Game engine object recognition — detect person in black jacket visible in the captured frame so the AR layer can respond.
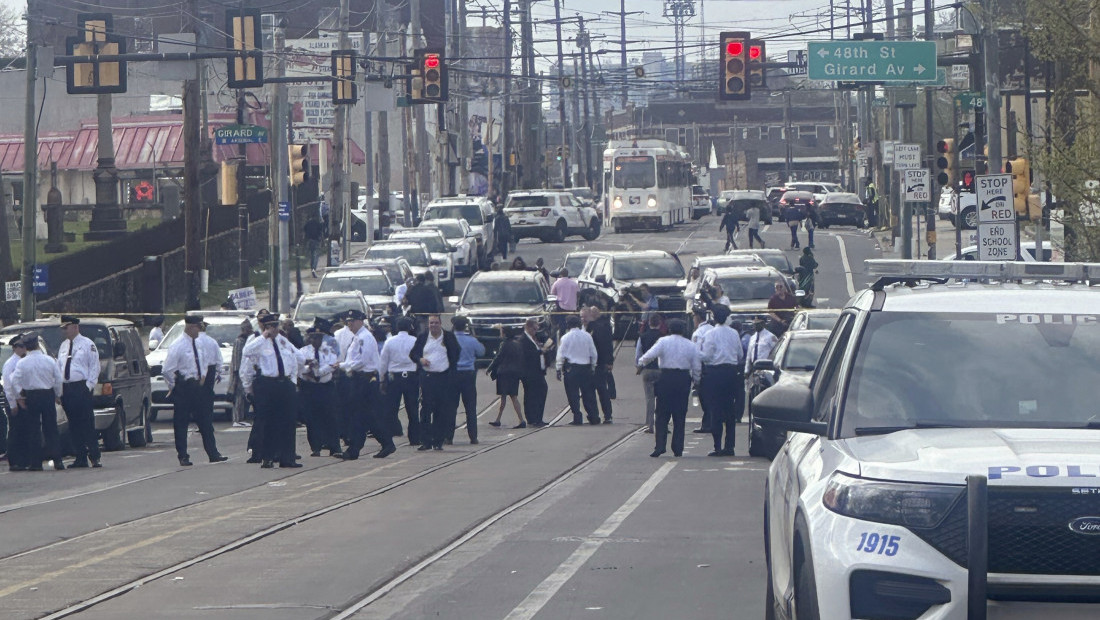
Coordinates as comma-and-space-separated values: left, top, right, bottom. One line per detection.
719, 208, 741, 251
408, 314, 462, 450
486, 326, 526, 428
584, 306, 615, 423
493, 205, 512, 261
517, 317, 554, 427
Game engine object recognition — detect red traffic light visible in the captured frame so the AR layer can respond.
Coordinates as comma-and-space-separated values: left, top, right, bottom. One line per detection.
726, 41, 743, 56
749, 45, 761, 60
424, 54, 440, 69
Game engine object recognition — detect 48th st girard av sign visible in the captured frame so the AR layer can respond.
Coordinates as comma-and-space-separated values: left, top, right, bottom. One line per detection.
807, 41, 938, 83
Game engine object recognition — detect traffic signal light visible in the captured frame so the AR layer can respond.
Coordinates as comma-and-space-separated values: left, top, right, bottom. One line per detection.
1006, 157, 1030, 216
564, 145, 571, 160
556, 146, 563, 161
331, 50, 358, 104
220, 161, 238, 205
414, 48, 448, 102
288, 144, 310, 186
936, 138, 956, 188
748, 40, 766, 89
719, 31, 751, 101
227, 9, 264, 89
66, 13, 127, 95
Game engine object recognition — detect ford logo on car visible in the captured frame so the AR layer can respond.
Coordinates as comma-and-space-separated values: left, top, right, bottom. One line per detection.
1068, 516, 1100, 536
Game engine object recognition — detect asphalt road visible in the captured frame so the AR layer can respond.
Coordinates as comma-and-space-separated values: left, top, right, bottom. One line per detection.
0, 215, 881, 619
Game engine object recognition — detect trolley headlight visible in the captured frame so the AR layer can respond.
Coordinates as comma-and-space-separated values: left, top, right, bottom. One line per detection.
822, 473, 963, 528
647, 195, 657, 208
613, 196, 623, 209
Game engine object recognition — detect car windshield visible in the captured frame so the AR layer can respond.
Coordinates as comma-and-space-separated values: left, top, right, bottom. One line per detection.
393, 234, 446, 253
729, 199, 767, 211
716, 276, 778, 301
564, 255, 590, 276
423, 222, 464, 238
780, 338, 827, 370
295, 297, 365, 323
366, 246, 428, 266
507, 195, 553, 208
319, 273, 393, 296
462, 281, 543, 305
613, 256, 684, 280
159, 322, 246, 349
841, 312, 1100, 437
755, 253, 792, 273
613, 156, 656, 189
426, 204, 483, 225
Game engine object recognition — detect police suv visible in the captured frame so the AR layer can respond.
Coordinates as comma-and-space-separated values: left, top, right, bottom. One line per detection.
756, 260, 1100, 620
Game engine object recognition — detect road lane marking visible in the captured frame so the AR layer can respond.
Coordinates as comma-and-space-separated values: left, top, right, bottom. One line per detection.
503, 462, 676, 620
834, 233, 857, 297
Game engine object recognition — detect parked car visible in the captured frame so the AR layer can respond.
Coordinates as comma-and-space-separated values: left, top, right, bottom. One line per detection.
746, 329, 830, 459
341, 257, 416, 305
504, 190, 602, 243
788, 308, 842, 331
691, 185, 712, 219
387, 229, 457, 294
726, 248, 797, 291
1, 317, 152, 450
555, 251, 596, 280
937, 187, 956, 221
577, 250, 686, 338
449, 270, 555, 359
418, 218, 478, 276
569, 187, 598, 209
147, 311, 253, 422
777, 191, 816, 222
292, 291, 370, 331
785, 181, 842, 204
720, 190, 773, 224
817, 192, 866, 228
689, 265, 790, 332
423, 196, 496, 257
683, 254, 766, 302
765, 186, 788, 209
362, 240, 440, 287
317, 266, 395, 313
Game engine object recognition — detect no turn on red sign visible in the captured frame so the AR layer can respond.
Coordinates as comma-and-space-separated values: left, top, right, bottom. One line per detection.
976, 173, 1018, 261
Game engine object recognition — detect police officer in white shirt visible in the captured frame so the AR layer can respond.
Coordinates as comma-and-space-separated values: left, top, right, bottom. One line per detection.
700, 307, 744, 456
4, 335, 30, 471
555, 315, 600, 425
637, 319, 702, 458
10, 332, 64, 471
332, 311, 357, 446
56, 316, 102, 468
162, 315, 229, 467
340, 309, 395, 460
379, 317, 421, 446
299, 326, 343, 458
690, 307, 715, 434
241, 312, 305, 468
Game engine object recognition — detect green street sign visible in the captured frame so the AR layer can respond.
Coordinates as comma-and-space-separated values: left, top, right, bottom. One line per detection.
955, 92, 986, 111
807, 40, 938, 83
872, 97, 889, 108
214, 124, 268, 145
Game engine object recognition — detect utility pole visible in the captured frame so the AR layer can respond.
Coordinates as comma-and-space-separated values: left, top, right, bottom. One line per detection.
457, 0, 471, 194
982, 0, 1002, 174
377, 1, 393, 231
590, 45, 604, 194
620, 0, 628, 108
924, 0, 936, 259
334, 0, 350, 257
501, 0, 513, 197
577, 19, 594, 191
20, 0, 38, 320
411, 0, 428, 220
571, 55, 584, 187
183, 0, 203, 311
553, 0, 571, 187
363, 15, 375, 243
236, 86, 249, 287
273, 23, 290, 312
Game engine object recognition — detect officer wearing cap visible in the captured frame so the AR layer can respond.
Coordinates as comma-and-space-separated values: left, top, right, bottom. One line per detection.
340, 308, 395, 459
3, 335, 29, 471
162, 315, 229, 466
57, 315, 102, 468
9, 332, 64, 470
299, 325, 343, 458
379, 317, 421, 445
699, 306, 744, 457
241, 312, 305, 468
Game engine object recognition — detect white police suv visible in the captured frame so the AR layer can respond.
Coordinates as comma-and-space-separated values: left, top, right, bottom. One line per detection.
756, 260, 1100, 620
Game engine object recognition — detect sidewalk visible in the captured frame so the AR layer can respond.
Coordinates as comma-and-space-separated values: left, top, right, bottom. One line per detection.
871, 216, 979, 260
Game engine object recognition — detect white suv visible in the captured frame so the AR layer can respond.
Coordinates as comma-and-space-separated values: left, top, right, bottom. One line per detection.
387, 230, 457, 295
504, 190, 601, 243
423, 196, 496, 257
757, 259, 1100, 620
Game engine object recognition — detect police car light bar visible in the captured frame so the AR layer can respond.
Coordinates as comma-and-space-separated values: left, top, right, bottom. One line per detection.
865, 260, 1100, 283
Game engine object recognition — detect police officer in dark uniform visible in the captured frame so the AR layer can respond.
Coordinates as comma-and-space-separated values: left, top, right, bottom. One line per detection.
241, 313, 304, 468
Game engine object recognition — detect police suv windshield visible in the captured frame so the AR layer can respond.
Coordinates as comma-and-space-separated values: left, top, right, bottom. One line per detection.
716, 276, 779, 301
840, 312, 1100, 437
392, 234, 447, 253
424, 222, 465, 238
366, 245, 429, 266
294, 296, 366, 323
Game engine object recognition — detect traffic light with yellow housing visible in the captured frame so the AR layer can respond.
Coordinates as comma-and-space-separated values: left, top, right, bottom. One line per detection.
220, 161, 238, 206
1005, 157, 1031, 216
936, 138, 956, 188
66, 13, 127, 95
288, 144, 310, 186
331, 50, 358, 104
227, 9, 264, 89
719, 31, 751, 101
414, 48, 448, 102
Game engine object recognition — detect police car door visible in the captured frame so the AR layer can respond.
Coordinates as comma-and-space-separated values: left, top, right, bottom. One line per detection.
558, 194, 584, 229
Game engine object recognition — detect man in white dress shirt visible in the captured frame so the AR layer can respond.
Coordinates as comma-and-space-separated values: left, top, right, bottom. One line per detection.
4, 335, 30, 471
241, 312, 305, 468
555, 315, 600, 426
690, 307, 715, 434
9, 332, 64, 471
744, 316, 778, 376
700, 307, 744, 456
637, 319, 701, 458
379, 317, 421, 445
299, 326, 343, 458
409, 314, 461, 451
162, 315, 229, 467
57, 315, 102, 468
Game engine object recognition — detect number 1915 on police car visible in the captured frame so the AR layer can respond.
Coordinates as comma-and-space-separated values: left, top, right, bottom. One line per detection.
856, 533, 900, 556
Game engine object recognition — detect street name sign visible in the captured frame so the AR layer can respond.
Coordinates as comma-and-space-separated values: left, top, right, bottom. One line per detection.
214, 124, 269, 145
807, 40, 938, 83
903, 169, 931, 202
893, 143, 921, 170
955, 92, 985, 112
976, 173, 1018, 260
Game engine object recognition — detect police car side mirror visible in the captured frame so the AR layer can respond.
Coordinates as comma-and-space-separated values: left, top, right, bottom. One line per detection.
752, 383, 826, 436
148, 339, 160, 350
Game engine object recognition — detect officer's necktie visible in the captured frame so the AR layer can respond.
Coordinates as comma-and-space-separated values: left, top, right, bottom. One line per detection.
64, 341, 73, 381
753, 336, 760, 363
272, 338, 286, 377
314, 346, 320, 364
192, 338, 202, 381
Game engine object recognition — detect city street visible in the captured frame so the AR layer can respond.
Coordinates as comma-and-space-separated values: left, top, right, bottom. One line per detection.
0, 218, 882, 619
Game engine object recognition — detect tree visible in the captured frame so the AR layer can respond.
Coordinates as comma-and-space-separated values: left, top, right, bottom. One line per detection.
0, 6, 24, 58
1022, 0, 1100, 261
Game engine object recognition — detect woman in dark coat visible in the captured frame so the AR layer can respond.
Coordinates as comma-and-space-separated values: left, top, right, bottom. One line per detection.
486, 326, 527, 428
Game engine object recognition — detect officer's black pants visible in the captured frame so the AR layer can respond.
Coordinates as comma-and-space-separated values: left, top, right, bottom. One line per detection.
655, 369, 691, 455
522, 372, 548, 426
62, 381, 99, 462
172, 381, 220, 461
23, 389, 60, 467
593, 365, 614, 421
300, 381, 341, 454
345, 373, 390, 458
253, 376, 298, 464
563, 364, 599, 424
703, 365, 742, 452
387, 372, 421, 443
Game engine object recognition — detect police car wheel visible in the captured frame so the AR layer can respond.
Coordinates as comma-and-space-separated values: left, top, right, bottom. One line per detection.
793, 538, 821, 620
103, 407, 126, 452
764, 496, 778, 620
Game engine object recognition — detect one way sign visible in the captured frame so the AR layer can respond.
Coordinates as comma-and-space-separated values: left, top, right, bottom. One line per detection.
903, 169, 930, 202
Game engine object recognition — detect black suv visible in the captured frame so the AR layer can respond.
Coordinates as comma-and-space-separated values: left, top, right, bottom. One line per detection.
450, 270, 555, 358
0, 317, 152, 451
576, 250, 686, 337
